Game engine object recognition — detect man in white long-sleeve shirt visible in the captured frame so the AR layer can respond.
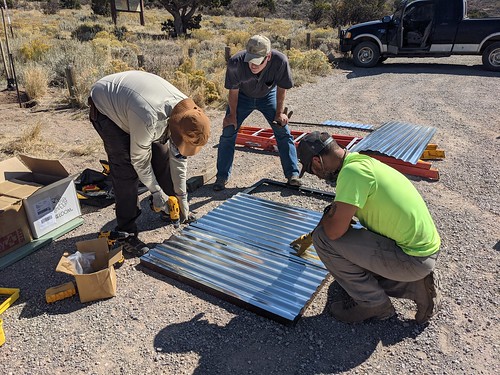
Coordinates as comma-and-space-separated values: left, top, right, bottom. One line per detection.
89, 71, 210, 256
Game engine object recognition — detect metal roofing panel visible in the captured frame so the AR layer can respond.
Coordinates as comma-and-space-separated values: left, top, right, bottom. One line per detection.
141, 193, 329, 325
322, 119, 373, 130
350, 121, 436, 164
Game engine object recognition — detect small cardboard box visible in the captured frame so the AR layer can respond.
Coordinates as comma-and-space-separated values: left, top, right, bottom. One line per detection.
0, 196, 32, 256
56, 238, 122, 303
0, 155, 82, 238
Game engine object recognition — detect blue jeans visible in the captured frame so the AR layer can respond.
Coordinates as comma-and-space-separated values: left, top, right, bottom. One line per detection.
216, 89, 300, 180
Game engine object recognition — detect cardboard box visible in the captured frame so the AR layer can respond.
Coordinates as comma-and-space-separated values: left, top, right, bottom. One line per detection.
56, 238, 122, 303
0, 155, 82, 238
0, 196, 32, 256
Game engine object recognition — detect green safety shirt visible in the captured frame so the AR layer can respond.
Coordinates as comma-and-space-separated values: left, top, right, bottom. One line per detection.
335, 152, 440, 257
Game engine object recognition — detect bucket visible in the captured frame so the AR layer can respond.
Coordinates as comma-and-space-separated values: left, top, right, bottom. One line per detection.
0, 318, 5, 346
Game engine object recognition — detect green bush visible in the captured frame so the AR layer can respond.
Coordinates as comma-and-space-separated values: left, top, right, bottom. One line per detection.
71, 24, 106, 42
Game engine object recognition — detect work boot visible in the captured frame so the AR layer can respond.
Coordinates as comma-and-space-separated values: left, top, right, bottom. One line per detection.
117, 235, 149, 257
287, 176, 302, 187
329, 298, 395, 323
414, 271, 441, 324
213, 178, 227, 191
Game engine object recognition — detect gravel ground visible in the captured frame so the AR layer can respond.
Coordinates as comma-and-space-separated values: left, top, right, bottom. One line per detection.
0, 55, 499, 374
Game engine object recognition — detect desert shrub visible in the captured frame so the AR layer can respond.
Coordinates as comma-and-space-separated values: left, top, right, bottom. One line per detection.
138, 40, 183, 76
41, 0, 60, 15
22, 64, 49, 101
19, 39, 51, 61
40, 38, 111, 93
287, 48, 331, 76
172, 58, 220, 106
225, 30, 251, 47
91, 0, 111, 16
60, 0, 82, 9
190, 28, 215, 42
71, 23, 105, 41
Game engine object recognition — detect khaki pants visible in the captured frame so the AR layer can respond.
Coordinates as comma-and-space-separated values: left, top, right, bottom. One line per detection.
312, 225, 438, 305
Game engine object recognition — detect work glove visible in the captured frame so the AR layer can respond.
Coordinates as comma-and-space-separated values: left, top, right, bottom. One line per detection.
183, 213, 197, 224
151, 190, 169, 213
289, 232, 313, 257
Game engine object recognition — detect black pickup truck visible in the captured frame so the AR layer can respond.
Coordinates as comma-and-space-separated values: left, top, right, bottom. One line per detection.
339, 0, 500, 71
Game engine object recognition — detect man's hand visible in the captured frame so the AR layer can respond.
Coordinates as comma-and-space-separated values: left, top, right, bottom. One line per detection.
290, 232, 313, 257
273, 106, 293, 127
151, 191, 169, 212
222, 113, 237, 129
183, 213, 197, 224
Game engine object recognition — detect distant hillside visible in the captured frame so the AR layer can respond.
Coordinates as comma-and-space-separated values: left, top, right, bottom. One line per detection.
468, 0, 500, 17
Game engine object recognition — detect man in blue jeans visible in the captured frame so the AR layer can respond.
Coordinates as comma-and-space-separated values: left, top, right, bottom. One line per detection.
213, 35, 301, 191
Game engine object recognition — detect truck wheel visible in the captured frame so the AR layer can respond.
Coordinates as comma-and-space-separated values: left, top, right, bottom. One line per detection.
482, 42, 500, 72
352, 41, 380, 68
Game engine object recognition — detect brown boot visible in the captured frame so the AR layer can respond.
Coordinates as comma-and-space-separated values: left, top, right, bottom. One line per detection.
329, 298, 395, 323
414, 271, 441, 324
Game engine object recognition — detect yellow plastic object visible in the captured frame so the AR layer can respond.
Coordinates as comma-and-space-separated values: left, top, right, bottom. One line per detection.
45, 282, 77, 303
0, 318, 5, 346
167, 196, 180, 223
421, 144, 445, 160
0, 288, 20, 315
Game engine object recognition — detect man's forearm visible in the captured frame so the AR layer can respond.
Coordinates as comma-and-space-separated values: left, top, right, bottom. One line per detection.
276, 87, 286, 115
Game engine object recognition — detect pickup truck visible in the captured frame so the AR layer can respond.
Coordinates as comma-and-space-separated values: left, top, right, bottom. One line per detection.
338, 0, 500, 71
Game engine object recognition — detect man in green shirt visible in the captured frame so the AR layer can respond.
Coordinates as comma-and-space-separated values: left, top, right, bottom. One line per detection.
292, 131, 441, 324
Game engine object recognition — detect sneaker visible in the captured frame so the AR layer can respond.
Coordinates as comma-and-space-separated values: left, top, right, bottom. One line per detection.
329, 298, 395, 323
287, 176, 302, 187
213, 178, 227, 191
414, 271, 441, 324
118, 235, 149, 257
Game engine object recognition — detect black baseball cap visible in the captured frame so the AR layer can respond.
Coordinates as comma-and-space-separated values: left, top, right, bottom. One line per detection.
297, 131, 334, 177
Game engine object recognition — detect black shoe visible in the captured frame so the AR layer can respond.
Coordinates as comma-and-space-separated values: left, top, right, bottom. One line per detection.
287, 176, 302, 187
117, 235, 149, 257
213, 178, 227, 191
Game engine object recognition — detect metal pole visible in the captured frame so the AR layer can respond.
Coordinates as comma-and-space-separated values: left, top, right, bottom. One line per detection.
8, 52, 21, 107
2, 0, 13, 38
1, 7, 14, 90
288, 121, 374, 132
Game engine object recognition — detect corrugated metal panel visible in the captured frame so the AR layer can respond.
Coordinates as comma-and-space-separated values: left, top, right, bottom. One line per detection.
322, 119, 373, 130
140, 193, 329, 325
350, 121, 436, 164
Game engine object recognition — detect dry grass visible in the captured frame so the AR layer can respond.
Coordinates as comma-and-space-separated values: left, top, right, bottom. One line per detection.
0, 122, 55, 157
22, 64, 49, 101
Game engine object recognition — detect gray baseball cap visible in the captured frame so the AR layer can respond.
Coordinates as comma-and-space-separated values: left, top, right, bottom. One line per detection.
244, 35, 271, 65
297, 131, 334, 177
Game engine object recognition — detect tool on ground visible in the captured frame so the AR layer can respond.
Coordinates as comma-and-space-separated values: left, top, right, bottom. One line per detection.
290, 232, 314, 257
98, 230, 130, 267
45, 281, 77, 303
99, 159, 110, 175
0, 287, 19, 314
149, 195, 180, 228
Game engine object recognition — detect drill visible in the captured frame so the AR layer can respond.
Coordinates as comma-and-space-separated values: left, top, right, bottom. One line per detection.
149, 195, 180, 228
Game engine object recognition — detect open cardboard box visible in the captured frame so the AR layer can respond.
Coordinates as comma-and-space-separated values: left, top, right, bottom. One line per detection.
56, 238, 122, 303
0, 195, 32, 256
0, 155, 82, 239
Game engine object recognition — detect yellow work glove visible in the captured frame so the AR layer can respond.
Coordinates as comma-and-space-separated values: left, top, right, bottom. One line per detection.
289, 232, 313, 257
